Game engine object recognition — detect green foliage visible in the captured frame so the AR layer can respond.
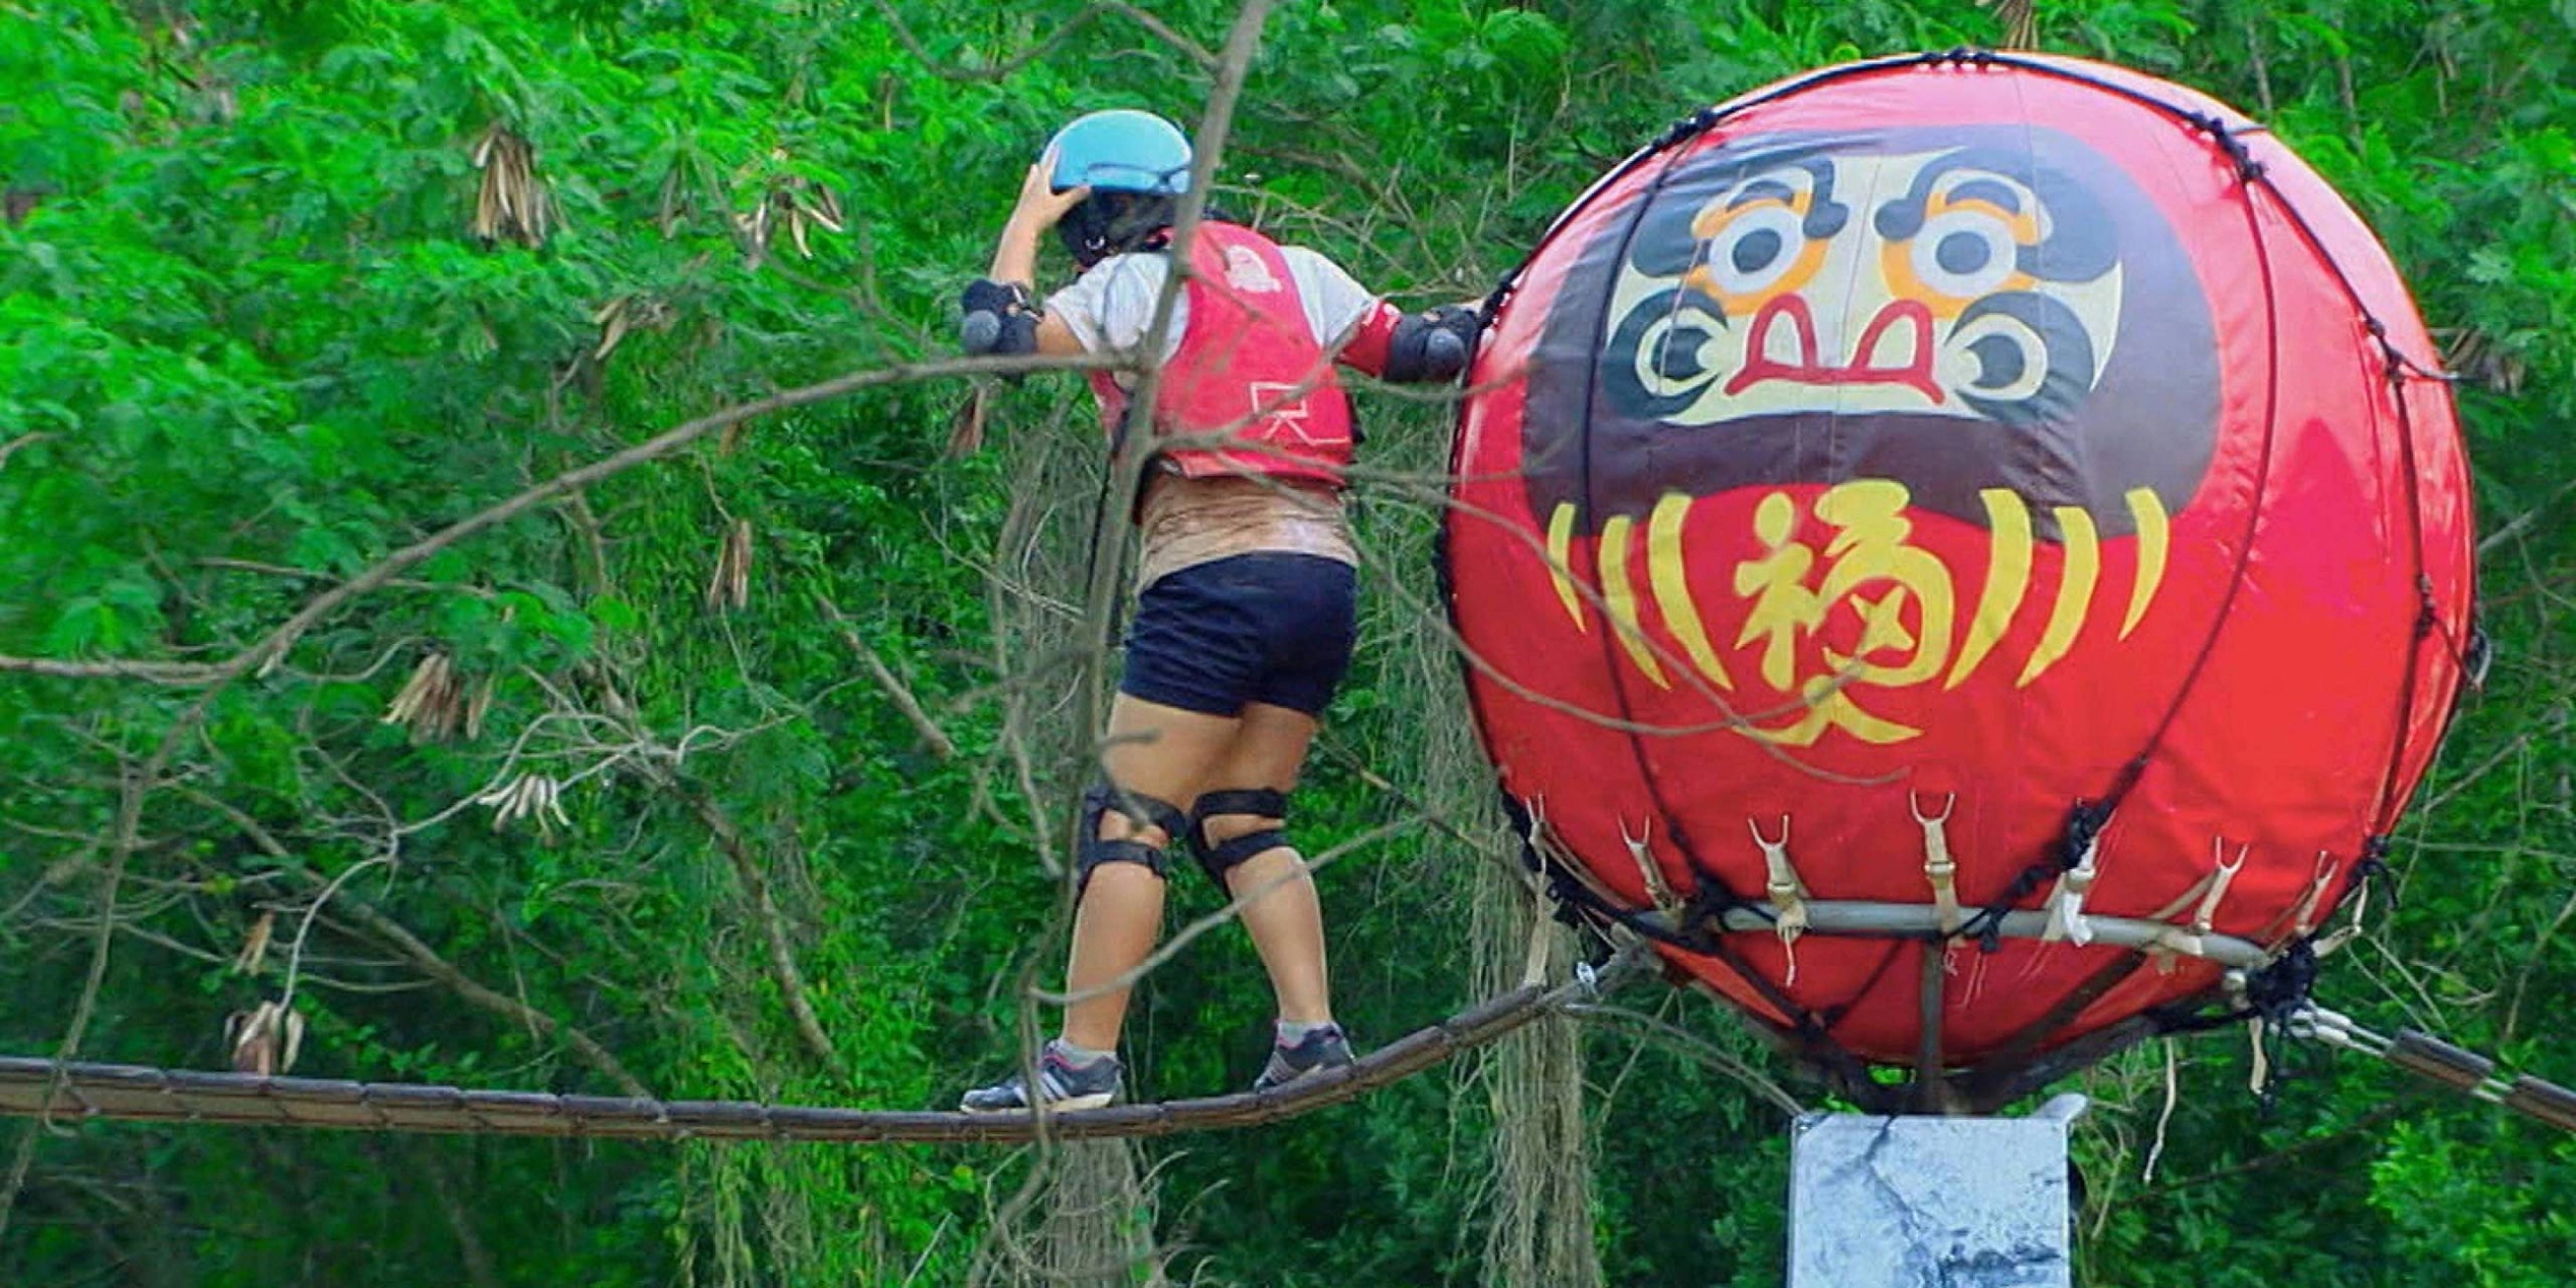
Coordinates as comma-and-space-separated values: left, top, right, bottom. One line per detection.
3, 0, 2573, 1284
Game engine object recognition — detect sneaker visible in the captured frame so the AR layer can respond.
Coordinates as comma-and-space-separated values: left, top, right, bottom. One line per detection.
958, 1041, 1122, 1113
1252, 1023, 1356, 1092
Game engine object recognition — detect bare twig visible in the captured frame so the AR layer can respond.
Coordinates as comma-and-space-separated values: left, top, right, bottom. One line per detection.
684, 788, 843, 1074
1030, 816, 1412, 1007
172, 788, 652, 1094
323, 894, 651, 1097
241, 352, 1121, 683
0, 749, 156, 1242
1072, 0, 1274, 766
1558, 1003, 1806, 1118
0, 432, 53, 470
0, 655, 227, 684
279, 854, 397, 1015
196, 556, 496, 600
2478, 475, 2576, 557
868, 0, 1217, 78
817, 594, 958, 760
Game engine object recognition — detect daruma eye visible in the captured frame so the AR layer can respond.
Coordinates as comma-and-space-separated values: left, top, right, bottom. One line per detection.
1910, 205, 2020, 299
1936, 230, 1989, 274
1705, 204, 1809, 296
1732, 227, 1784, 274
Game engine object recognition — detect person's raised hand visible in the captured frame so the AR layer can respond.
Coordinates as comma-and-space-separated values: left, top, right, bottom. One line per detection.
1010, 146, 1091, 232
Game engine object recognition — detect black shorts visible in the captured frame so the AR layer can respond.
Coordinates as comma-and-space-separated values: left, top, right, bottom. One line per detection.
1121, 553, 1359, 718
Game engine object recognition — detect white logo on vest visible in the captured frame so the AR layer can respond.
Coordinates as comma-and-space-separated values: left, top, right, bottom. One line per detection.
1246, 382, 1318, 443
1222, 245, 1284, 294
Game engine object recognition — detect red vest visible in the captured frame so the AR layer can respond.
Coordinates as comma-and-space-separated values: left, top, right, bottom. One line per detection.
1084, 222, 1356, 491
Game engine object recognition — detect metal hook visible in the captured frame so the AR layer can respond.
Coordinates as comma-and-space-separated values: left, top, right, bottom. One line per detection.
1748, 814, 1790, 848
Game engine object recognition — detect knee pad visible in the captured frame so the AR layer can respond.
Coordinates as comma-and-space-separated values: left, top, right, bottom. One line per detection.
1187, 787, 1293, 889
1076, 783, 1189, 894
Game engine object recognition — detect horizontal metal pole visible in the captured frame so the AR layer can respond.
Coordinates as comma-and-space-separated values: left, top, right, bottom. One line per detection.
1695, 900, 2273, 968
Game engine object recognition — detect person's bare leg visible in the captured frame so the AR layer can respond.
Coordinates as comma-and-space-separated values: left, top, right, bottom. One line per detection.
1059, 692, 1237, 1053
1061, 859, 1168, 1052
1201, 702, 1332, 1026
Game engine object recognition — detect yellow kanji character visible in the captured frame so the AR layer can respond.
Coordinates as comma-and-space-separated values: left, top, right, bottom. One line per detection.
1732, 493, 1825, 691
1754, 674, 1923, 747
1728, 480, 1959, 747
1814, 479, 1955, 687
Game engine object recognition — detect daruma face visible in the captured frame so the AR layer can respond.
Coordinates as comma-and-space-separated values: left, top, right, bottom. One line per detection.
1620, 145, 2126, 429
1447, 57, 2474, 1072
1522, 127, 2219, 543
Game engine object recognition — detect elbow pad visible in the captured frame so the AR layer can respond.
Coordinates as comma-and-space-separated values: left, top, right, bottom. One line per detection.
959, 279, 1040, 357
1381, 304, 1483, 384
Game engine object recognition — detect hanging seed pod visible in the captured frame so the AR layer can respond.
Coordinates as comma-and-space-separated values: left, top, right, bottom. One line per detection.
786, 181, 845, 260
704, 519, 754, 612
731, 196, 775, 269
589, 294, 675, 366
592, 295, 632, 362
732, 168, 845, 269
703, 533, 730, 611
806, 185, 845, 233
463, 675, 497, 741
947, 386, 991, 456
729, 518, 752, 609
2437, 327, 2527, 394
473, 771, 569, 834
383, 652, 468, 743
231, 910, 275, 976
469, 122, 553, 247
224, 1000, 305, 1076
1978, 0, 2036, 46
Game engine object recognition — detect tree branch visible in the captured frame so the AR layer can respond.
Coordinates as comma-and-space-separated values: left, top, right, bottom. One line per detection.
7, 353, 1122, 692
0, 432, 52, 471
682, 787, 844, 1074
240, 352, 1120, 682
868, 0, 1216, 79
324, 894, 652, 1098
0, 656, 227, 684
2478, 474, 2576, 557
1073, 0, 1275, 757
817, 594, 957, 760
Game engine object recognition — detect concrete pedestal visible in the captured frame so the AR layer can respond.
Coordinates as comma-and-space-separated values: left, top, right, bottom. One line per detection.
1787, 1094, 2085, 1288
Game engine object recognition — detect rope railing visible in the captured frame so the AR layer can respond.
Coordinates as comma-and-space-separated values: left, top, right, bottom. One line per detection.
0, 972, 1609, 1146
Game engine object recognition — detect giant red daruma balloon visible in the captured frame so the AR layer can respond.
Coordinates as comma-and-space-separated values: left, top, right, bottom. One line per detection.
1446, 52, 2476, 1085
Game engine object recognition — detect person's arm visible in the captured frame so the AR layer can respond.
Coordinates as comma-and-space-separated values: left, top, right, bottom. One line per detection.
1284, 247, 1481, 383
1333, 298, 1483, 383
963, 152, 1089, 359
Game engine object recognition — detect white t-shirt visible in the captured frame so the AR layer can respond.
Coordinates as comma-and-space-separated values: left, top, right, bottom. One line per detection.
1043, 242, 1382, 385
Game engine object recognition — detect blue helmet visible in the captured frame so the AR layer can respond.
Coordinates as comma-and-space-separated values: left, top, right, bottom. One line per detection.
1044, 110, 1192, 197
